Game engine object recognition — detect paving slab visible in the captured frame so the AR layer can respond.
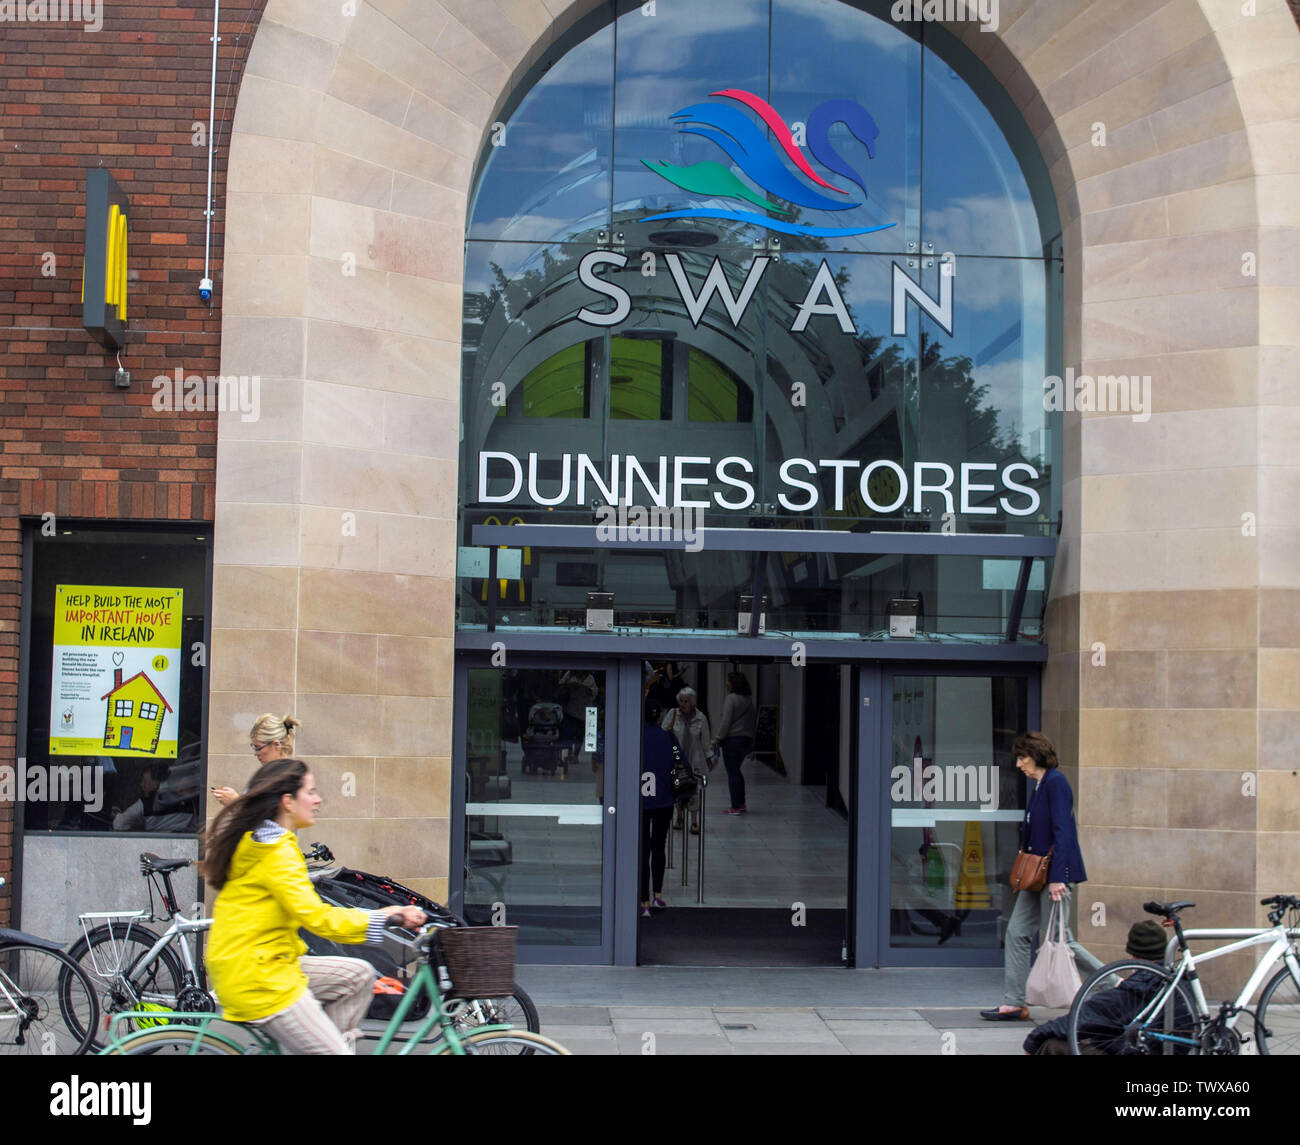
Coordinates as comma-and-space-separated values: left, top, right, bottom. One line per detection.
611, 1018, 724, 1036
535, 1005, 612, 1025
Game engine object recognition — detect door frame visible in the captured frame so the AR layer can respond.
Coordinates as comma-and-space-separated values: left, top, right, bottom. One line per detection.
450, 652, 625, 965
856, 662, 1041, 968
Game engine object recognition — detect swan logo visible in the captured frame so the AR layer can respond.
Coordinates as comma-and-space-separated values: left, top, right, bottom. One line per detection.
640, 89, 895, 239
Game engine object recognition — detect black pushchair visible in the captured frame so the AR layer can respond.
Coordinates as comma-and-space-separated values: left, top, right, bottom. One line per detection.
520, 701, 567, 775
300, 843, 539, 1036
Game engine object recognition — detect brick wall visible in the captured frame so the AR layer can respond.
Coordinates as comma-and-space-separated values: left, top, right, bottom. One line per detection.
0, 0, 267, 926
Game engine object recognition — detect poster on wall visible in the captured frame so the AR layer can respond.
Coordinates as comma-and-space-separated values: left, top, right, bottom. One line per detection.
49, 584, 183, 758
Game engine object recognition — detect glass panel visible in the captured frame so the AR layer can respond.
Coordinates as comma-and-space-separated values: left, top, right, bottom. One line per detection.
521, 342, 589, 418
464, 667, 607, 946
921, 41, 1043, 258
601, 229, 768, 499
771, 0, 922, 255
915, 257, 1052, 528
888, 674, 1028, 949
610, 336, 669, 420
467, 23, 614, 244
687, 347, 749, 422
462, 241, 604, 513
763, 250, 912, 528
612, 0, 769, 232
456, 545, 1049, 638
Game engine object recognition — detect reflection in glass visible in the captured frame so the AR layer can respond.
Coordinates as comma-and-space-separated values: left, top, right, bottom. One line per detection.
888, 675, 1027, 949
464, 668, 606, 946
771, 0, 922, 255
468, 23, 614, 244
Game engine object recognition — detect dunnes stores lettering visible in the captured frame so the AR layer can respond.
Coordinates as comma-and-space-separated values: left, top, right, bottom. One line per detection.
478, 452, 1042, 517
574, 251, 953, 337
478, 247, 1032, 516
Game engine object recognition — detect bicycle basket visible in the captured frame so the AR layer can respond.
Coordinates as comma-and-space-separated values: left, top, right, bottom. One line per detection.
436, 926, 517, 999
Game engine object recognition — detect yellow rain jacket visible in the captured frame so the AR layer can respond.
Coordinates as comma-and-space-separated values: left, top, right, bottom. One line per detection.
206, 830, 370, 1022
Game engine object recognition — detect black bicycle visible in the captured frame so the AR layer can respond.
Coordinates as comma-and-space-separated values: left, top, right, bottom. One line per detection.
0, 877, 100, 1055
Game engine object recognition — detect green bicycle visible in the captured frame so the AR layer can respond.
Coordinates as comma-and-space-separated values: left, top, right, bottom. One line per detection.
99, 923, 568, 1056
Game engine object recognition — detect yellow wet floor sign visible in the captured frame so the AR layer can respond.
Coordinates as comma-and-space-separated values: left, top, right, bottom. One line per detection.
955, 820, 991, 909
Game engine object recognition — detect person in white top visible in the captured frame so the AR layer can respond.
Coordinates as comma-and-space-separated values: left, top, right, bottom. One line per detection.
661, 687, 710, 834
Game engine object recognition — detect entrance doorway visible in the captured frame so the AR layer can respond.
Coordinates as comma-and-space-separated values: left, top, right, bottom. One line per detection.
457, 660, 618, 963
635, 660, 851, 967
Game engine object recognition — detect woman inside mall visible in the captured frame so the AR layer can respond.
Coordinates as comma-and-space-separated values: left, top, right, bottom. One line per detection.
711, 671, 756, 815
640, 699, 680, 917
661, 686, 710, 834
201, 757, 426, 1053
980, 731, 1103, 1021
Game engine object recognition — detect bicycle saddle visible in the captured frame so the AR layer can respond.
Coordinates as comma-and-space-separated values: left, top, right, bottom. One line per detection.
140, 852, 191, 873
1143, 900, 1195, 918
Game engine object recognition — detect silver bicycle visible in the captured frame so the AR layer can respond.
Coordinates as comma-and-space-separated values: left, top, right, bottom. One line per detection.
61, 853, 214, 1050
1067, 895, 1300, 1055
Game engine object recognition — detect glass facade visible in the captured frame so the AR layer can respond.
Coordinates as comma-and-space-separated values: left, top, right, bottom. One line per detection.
455, 0, 1060, 967
460, 0, 1060, 643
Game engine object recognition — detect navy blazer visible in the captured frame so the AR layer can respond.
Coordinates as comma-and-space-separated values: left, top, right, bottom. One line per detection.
1020, 768, 1087, 885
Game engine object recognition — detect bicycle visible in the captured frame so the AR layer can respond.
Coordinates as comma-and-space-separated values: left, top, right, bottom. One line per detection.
62, 852, 215, 1050
1067, 895, 1300, 1055
0, 876, 100, 1055
302, 842, 541, 1044
100, 921, 569, 1056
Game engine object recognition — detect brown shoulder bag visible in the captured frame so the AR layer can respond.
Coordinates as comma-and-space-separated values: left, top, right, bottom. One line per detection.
1009, 847, 1053, 893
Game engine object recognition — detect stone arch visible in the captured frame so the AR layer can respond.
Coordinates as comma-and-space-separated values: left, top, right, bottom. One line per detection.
213, 0, 1300, 924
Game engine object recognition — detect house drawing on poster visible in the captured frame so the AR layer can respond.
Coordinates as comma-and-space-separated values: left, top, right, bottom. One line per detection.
100, 667, 172, 753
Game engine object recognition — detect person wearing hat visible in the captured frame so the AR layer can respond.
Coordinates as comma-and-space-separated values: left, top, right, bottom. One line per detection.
1022, 920, 1185, 1055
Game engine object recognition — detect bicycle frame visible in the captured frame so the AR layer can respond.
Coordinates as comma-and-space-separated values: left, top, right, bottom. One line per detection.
371, 957, 511, 1056
101, 938, 511, 1056
1130, 925, 1300, 1048
79, 907, 212, 996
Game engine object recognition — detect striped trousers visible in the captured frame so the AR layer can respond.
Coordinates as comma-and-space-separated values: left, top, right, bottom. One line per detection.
250, 956, 376, 1055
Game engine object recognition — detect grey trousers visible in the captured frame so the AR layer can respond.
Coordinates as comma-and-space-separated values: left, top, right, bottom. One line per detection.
1002, 885, 1104, 1006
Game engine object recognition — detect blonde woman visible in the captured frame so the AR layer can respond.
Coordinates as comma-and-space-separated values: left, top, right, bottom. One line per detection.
211, 713, 302, 808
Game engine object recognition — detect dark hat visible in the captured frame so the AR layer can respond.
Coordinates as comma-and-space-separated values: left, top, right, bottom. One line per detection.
1126, 920, 1167, 961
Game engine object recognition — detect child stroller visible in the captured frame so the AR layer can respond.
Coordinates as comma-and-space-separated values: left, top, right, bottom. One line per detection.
520, 701, 567, 776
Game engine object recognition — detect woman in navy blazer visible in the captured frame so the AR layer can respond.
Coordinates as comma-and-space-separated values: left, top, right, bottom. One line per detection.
980, 732, 1103, 1021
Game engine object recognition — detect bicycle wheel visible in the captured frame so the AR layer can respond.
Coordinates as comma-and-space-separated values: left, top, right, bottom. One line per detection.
0, 943, 98, 1056
438, 1028, 570, 1056
65, 922, 186, 1049
102, 1026, 243, 1056
1255, 965, 1300, 1055
1067, 959, 1202, 1056
456, 988, 540, 1034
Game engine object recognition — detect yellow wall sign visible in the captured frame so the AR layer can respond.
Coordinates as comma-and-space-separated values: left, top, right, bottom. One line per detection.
50, 585, 183, 758
81, 169, 129, 351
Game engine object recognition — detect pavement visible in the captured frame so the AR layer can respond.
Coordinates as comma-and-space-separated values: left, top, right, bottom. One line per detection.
516, 965, 1060, 1054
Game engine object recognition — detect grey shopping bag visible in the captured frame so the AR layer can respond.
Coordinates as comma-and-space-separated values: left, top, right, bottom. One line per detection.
1025, 900, 1083, 1008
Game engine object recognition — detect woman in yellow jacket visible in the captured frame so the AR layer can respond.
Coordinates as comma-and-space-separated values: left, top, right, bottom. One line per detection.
201, 758, 425, 1054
